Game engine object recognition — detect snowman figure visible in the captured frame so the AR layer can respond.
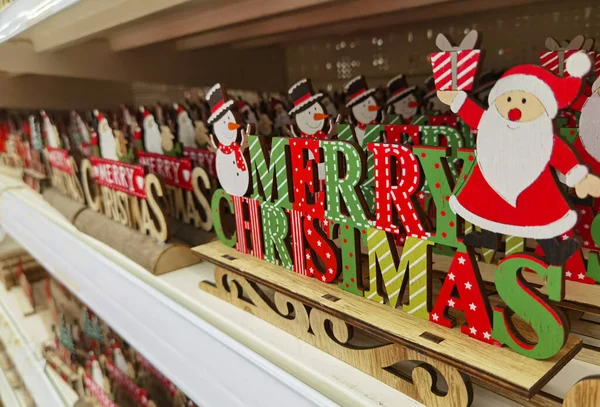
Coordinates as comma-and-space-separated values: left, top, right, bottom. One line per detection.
94, 110, 118, 161
41, 111, 61, 148
343, 76, 382, 146
423, 76, 448, 113
175, 103, 196, 148
386, 74, 419, 123
207, 83, 249, 197
140, 107, 163, 154
287, 78, 331, 139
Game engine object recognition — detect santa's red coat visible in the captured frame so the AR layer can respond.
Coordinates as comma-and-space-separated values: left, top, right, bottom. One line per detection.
450, 94, 587, 239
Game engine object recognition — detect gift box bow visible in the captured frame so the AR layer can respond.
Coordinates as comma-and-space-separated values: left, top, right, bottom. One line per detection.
430, 30, 482, 91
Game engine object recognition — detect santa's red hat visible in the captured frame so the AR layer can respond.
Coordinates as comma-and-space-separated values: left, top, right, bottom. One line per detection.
174, 103, 185, 115
488, 51, 591, 118
93, 109, 106, 123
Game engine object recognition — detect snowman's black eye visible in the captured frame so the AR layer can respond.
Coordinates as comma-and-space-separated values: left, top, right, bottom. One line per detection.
522, 98, 527, 104
507, 97, 512, 102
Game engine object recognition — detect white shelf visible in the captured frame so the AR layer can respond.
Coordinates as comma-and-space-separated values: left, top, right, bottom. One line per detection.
0, 175, 599, 407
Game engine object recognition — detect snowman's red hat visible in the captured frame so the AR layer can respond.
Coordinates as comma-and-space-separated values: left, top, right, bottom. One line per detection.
288, 78, 323, 115
207, 83, 235, 124
344, 75, 377, 108
488, 51, 591, 118
386, 74, 416, 105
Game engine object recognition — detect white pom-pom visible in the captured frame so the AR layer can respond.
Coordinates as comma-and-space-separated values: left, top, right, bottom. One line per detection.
566, 51, 592, 78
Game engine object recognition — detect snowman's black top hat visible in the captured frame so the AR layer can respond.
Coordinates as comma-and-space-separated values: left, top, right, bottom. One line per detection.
386, 74, 416, 105
288, 78, 323, 116
207, 83, 235, 124
423, 75, 437, 100
344, 75, 377, 108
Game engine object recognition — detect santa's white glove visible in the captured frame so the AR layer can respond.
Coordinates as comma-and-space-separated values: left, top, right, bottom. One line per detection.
576, 174, 600, 199
436, 90, 459, 106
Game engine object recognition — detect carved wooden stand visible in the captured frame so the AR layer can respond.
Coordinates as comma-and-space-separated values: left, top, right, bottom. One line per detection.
196, 242, 584, 407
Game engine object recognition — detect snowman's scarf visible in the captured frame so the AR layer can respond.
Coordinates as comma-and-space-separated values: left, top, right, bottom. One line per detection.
356, 120, 379, 131
300, 130, 327, 139
219, 142, 247, 171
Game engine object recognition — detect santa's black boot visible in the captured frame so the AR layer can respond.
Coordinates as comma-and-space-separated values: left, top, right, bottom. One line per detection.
463, 229, 500, 250
538, 238, 580, 266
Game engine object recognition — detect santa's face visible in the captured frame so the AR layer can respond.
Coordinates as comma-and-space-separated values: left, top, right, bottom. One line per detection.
579, 91, 600, 161
295, 103, 327, 135
144, 115, 159, 132
213, 111, 239, 146
477, 103, 553, 206
492, 90, 545, 124
99, 120, 112, 140
392, 93, 419, 119
178, 111, 191, 126
352, 96, 379, 124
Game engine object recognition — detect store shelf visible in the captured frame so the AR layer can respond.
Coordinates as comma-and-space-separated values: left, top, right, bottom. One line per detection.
0, 278, 65, 407
1, 175, 599, 407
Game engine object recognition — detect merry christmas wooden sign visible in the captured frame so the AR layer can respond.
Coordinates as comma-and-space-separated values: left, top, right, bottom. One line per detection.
206, 48, 600, 363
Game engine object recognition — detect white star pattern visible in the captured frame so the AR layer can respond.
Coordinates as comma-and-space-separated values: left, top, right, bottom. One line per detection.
578, 273, 586, 280
483, 331, 491, 340
448, 299, 455, 307
470, 326, 477, 335
309, 267, 314, 274
306, 253, 311, 260
585, 224, 590, 229
321, 276, 326, 282
418, 193, 425, 199
323, 219, 329, 225
317, 241, 322, 247
448, 272, 455, 281
464, 281, 472, 290
584, 241, 590, 246
328, 268, 334, 274
432, 313, 439, 321
326, 253, 331, 258
458, 256, 466, 265
307, 215, 312, 221
561, 234, 569, 241
469, 303, 477, 311
307, 230, 312, 235
566, 271, 572, 277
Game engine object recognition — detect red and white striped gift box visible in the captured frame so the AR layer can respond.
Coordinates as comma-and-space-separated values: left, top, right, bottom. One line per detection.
594, 53, 600, 77
430, 50, 481, 91
540, 50, 595, 77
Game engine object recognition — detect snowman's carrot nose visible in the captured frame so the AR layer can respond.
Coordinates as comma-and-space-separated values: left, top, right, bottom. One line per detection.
228, 122, 240, 130
368, 105, 380, 112
313, 113, 329, 120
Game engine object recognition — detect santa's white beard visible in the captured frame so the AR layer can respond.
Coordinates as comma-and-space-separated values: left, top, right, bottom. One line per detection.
99, 129, 118, 160
579, 92, 600, 161
477, 106, 553, 207
144, 125, 163, 154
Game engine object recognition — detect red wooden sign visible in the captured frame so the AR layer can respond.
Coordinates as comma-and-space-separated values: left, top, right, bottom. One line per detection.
137, 151, 193, 191
84, 372, 117, 407
106, 360, 148, 406
90, 156, 146, 199
183, 146, 217, 179
46, 146, 72, 174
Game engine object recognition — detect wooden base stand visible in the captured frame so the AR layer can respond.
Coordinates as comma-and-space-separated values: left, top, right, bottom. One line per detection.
42, 187, 201, 275
196, 242, 583, 407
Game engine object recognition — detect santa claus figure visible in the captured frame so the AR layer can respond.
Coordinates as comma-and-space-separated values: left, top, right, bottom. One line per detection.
175, 103, 196, 148
574, 77, 600, 175
287, 78, 331, 139
344, 75, 382, 146
273, 99, 291, 136
89, 354, 105, 389
94, 110, 118, 161
207, 83, 249, 197
386, 74, 419, 122
140, 107, 163, 154
41, 111, 61, 149
438, 52, 600, 265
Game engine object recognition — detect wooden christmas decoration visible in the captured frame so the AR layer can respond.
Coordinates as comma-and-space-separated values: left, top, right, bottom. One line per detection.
41, 110, 62, 149
343, 75, 383, 146
207, 83, 250, 197
386, 74, 420, 123
248, 135, 291, 209
93, 110, 119, 161
431, 30, 482, 91
541, 35, 592, 77
437, 51, 600, 265
287, 78, 333, 140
